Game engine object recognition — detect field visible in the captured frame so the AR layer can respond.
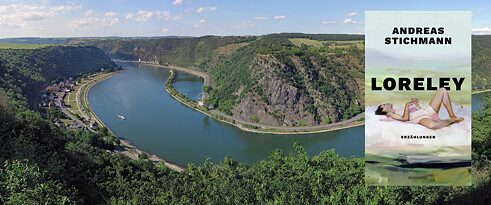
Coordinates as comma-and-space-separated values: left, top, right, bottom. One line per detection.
0, 43, 53, 49
289, 38, 325, 47
289, 38, 364, 49
327, 40, 364, 49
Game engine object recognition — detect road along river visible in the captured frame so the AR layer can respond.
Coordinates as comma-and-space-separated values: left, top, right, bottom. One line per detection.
88, 61, 487, 166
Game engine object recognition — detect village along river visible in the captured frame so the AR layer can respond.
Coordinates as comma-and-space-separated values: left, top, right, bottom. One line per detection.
88, 62, 487, 166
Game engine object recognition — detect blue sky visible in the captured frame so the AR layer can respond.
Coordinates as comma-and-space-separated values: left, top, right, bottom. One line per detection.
0, 0, 490, 37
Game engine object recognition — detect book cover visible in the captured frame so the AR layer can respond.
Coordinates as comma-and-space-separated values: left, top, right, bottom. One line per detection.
365, 11, 472, 186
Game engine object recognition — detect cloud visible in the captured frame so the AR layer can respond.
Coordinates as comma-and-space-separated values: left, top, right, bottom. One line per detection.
321, 20, 337, 25
69, 12, 120, 29
343, 18, 358, 24
52, 4, 80, 13
171, 8, 195, 21
194, 19, 206, 28
172, 0, 184, 6
173, 13, 183, 21
346, 12, 358, 17
0, 3, 80, 22
273, 15, 286, 20
69, 17, 120, 29
21, 12, 55, 21
162, 28, 170, 33
84, 10, 95, 16
126, 10, 171, 22
104, 12, 118, 18
0, 22, 24, 29
196, 6, 216, 13
472, 27, 491, 34
254, 16, 268, 20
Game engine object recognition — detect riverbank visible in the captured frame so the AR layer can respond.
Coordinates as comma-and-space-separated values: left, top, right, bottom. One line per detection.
113, 61, 366, 134
69, 70, 185, 172
78, 72, 117, 126
117, 60, 365, 134
62, 71, 117, 131
165, 69, 364, 135
473, 89, 491, 94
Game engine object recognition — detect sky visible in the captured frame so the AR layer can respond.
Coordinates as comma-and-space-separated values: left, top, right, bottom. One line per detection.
1, 0, 491, 38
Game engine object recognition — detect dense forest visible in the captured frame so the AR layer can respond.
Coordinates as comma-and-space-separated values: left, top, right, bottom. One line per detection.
0, 45, 490, 204
472, 35, 491, 90
0, 46, 118, 107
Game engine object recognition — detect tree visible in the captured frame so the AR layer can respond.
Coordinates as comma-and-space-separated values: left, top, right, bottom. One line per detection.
0, 160, 73, 204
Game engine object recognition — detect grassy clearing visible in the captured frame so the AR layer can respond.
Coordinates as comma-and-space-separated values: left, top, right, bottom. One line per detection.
326, 40, 364, 49
215, 42, 251, 56
289, 38, 364, 49
60, 118, 75, 126
289, 38, 324, 47
0, 43, 53, 49
64, 90, 82, 116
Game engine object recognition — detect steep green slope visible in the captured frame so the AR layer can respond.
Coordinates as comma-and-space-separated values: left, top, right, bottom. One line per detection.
84, 36, 256, 71
208, 36, 364, 126
472, 35, 491, 91
0, 46, 118, 107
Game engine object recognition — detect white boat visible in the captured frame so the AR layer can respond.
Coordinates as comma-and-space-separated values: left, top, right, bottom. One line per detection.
117, 115, 126, 120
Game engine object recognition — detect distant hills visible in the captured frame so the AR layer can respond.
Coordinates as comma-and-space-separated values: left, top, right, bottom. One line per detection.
0, 37, 67, 45
0, 36, 194, 45
4, 33, 488, 126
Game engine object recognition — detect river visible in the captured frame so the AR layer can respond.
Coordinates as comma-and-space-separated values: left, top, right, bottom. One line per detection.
88, 62, 487, 166
472, 90, 488, 112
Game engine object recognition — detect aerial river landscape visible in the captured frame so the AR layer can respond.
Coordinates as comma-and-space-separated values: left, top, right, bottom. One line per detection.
89, 61, 487, 166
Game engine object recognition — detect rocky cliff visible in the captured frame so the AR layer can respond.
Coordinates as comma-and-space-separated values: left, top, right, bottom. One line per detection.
208, 36, 364, 126
227, 52, 364, 126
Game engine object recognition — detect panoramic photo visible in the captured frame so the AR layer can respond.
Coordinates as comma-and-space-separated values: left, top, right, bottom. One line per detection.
0, 0, 490, 204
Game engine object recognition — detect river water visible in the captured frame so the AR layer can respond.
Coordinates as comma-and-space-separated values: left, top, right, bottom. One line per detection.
88, 62, 487, 166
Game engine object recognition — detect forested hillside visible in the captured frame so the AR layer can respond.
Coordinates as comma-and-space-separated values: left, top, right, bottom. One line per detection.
472, 35, 491, 90
207, 36, 364, 126
83, 36, 256, 71
0, 46, 118, 107
86, 34, 365, 126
